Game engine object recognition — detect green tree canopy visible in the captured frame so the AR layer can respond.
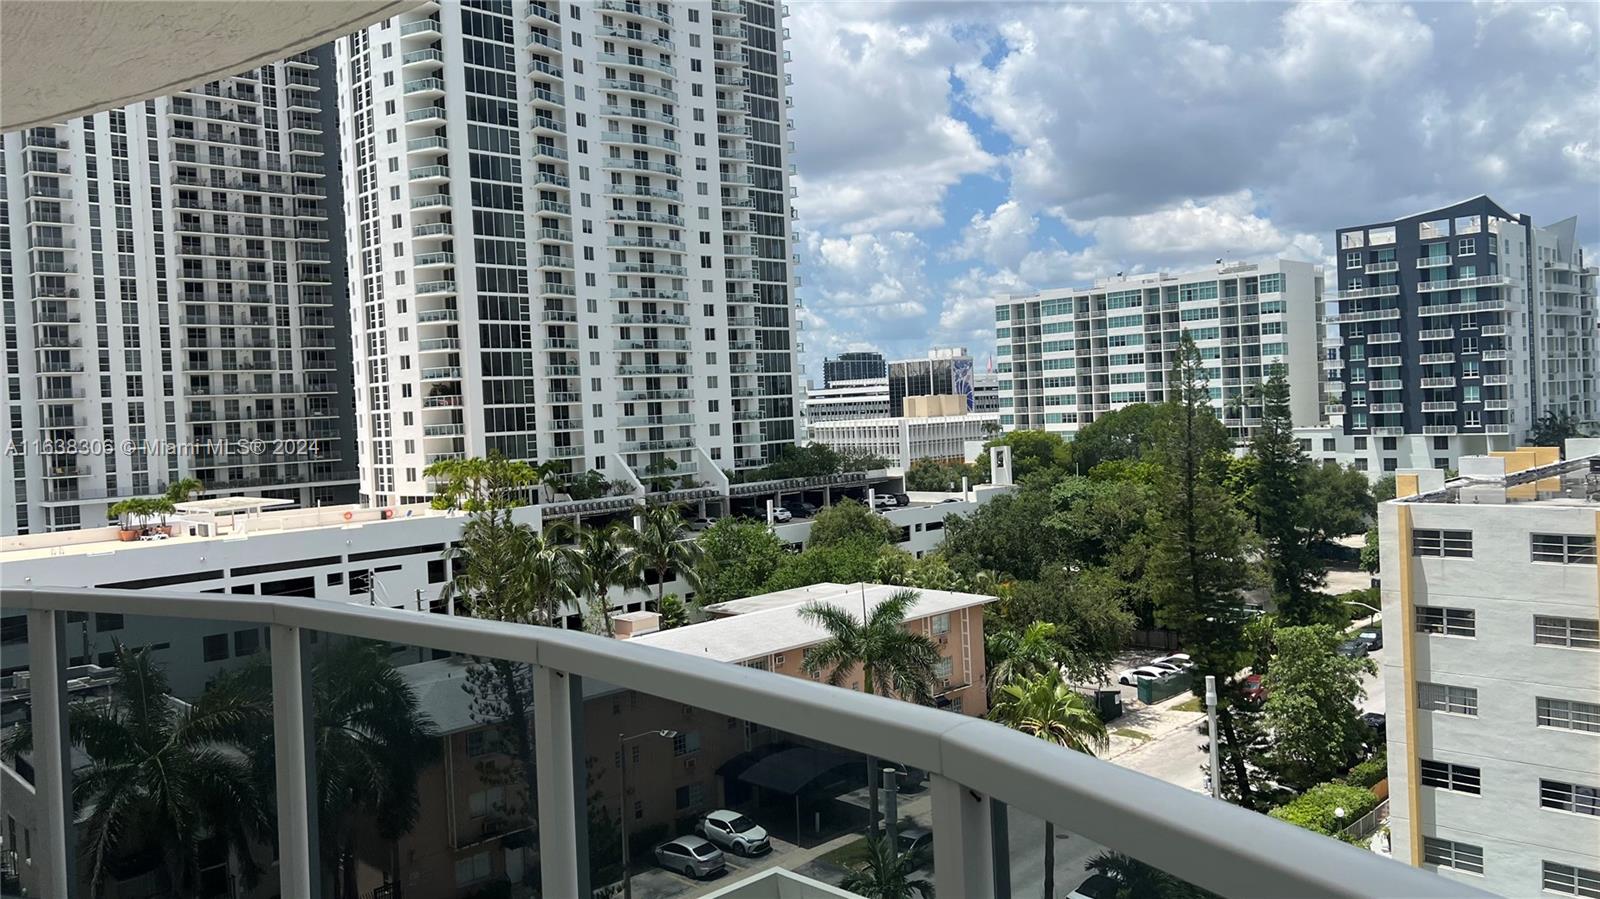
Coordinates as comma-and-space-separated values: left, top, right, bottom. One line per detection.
940, 480, 1065, 582
1247, 367, 1326, 621
1065, 403, 1162, 472
807, 497, 900, 549
975, 429, 1071, 482
904, 457, 984, 492
763, 539, 883, 592
1529, 408, 1593, 449
694, 516, 788, 606
1262, 624, 1373, 791
1000, 567, 1136, 683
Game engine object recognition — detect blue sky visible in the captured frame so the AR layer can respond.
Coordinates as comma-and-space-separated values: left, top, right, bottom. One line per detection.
781, 1, 1600, 380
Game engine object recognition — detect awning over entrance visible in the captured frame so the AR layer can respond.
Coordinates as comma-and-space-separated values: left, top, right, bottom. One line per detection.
733, 746, 864, 796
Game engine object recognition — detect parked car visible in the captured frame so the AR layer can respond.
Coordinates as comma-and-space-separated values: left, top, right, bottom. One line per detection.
896, 826, 933, 856
1357, 629, 1383, 651
939, 497, 962, 503
783, 500, 818, 518
1361, 711, 1387, 742
1151, 655, 1194, 671
1337, 638, 1370, 659
872, 494, 898, 510
1162, 652, 1192, 664
688, 516, 715, 532
891, 492, 911, 507
771, 507, 793, 523
1067, 873, 1122, 899
1241, 673, 1266, 702
1116, 666, 1168, 686
695, 809, 770, 856
654, 835, 727, 879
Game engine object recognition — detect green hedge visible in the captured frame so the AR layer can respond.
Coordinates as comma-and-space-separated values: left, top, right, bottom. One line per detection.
1343, 754, 1388, 789
1269, 783, 1380, 841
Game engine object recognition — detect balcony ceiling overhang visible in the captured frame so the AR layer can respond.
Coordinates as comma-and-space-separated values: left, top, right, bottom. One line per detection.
0, 0, 415, 132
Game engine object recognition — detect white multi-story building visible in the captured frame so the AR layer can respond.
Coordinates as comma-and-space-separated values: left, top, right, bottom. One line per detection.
804, 376, 891, 423
996, 259, 1324, 442
1, 49, 358, 536
335, 0, 803, 507
1379, 442, 1600, 898
806, 411, 1000, 470
1321, 197, 1597, 474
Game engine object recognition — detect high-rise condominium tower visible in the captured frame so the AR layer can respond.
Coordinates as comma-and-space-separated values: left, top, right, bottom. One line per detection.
335, 0, 802, 506
1, 48, 357, 536
997, 259, 1325, 442
1328, 196, 1596, 452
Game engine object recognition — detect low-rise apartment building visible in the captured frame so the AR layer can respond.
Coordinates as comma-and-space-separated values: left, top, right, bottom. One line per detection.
1379, 440, 1600, 897
805, 411, 1000, 470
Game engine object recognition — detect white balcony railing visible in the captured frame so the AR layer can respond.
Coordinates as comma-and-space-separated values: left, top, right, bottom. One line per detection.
4, 587, 1483, 899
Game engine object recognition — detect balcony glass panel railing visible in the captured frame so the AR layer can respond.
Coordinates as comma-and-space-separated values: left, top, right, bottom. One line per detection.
3, 588, 1489, 899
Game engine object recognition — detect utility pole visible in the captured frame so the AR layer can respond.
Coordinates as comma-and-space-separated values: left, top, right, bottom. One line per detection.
1206, 675, 1222, 800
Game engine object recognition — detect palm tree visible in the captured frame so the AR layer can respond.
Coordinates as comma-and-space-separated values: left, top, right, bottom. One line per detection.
984, 620, 1066, 700
800, 588, 941, 838
441, 511, 578, 815
577, 522, 641, 635
165, 476, 204, 504
210, 641, 439, 899
1084, 851, 1220, 899
799, 588, 941, 702
623, 503, 702, 607
2, 644, 272, 896
990, 669, 1108, 899
838, 835, 934, 899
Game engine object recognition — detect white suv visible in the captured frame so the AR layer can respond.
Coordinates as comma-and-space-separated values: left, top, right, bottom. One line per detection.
695, 809, 770, 856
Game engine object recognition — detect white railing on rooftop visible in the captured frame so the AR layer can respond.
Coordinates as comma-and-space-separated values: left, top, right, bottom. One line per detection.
4, 587, 1484, 899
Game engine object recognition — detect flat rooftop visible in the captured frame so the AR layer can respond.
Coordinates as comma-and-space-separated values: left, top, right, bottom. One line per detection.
637, 582, 993, 664
0, 502, 457, 564
1399, 444, 1600, 507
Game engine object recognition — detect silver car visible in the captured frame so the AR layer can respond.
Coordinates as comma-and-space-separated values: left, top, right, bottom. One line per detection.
654, 835, 727, 879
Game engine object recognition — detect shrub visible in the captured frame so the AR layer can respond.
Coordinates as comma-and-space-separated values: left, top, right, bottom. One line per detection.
1268, 782, 1379, 841
1343, 754, 1388, 789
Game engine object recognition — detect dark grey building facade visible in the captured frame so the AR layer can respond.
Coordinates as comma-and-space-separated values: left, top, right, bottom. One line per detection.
823, 351, 886, 387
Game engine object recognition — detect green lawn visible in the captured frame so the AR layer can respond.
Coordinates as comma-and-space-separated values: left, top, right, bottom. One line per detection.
819, 836, 872, 869
1113, 727, 1153, 741
1172, 696, 1202, 713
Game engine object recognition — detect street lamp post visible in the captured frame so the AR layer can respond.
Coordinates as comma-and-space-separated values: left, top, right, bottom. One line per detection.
619, 729, 678, 899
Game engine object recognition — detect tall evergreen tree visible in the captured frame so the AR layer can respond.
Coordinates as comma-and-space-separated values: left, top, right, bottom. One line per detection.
1247, 366, 1326, 623
1144, 332, 1258, 806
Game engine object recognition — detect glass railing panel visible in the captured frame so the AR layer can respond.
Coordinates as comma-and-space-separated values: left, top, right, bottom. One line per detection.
307, 634, 542, 899
0, 609, 283, 898
999, 805, 1228, 899
585, 681, 945, 899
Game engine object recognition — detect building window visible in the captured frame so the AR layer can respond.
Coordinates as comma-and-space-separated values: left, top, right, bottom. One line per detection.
94, 613, 125, 632
468, 785, 504, 818
1535, 616, 1600, 649
1422, 837, 1483, 875
672, 730, 701, 756
1542, 861, 1600, 897
233, 629, 260, 657
202, 633, 229, 662
1412, 529, 1472, 558
1531, 534, 1598, 565
674, 783, 705, 810
1416, 606, 1475, 637
1537, 697, 1600, 733
1419, 759, 1481, 794
454, 852, 492, 886
931, 613, 949, 635
1540, 780, 1600, 817
1417, 682, 1478, 716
